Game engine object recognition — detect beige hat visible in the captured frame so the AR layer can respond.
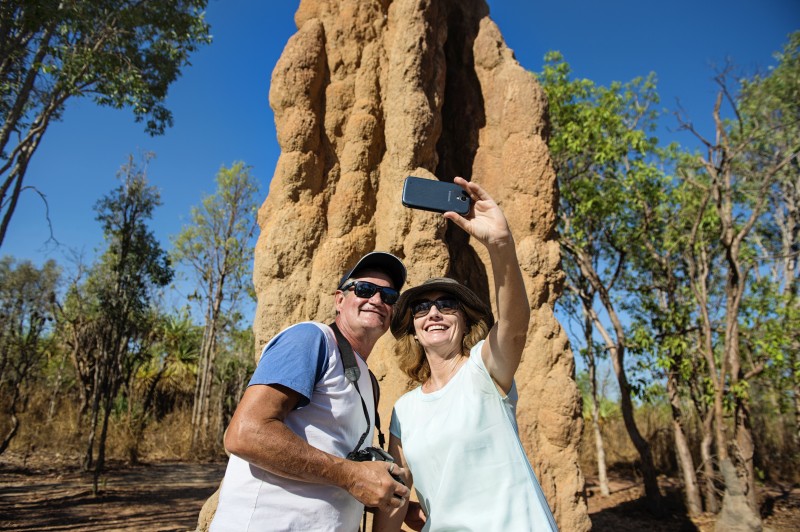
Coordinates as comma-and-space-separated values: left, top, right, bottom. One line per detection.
390, 277, 494, 338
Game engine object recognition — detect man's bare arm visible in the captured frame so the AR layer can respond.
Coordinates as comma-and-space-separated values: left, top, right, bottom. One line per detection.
224, 384, 409, 510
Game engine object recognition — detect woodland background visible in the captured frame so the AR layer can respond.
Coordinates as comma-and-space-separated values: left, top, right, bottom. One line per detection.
1, 1, 798, 530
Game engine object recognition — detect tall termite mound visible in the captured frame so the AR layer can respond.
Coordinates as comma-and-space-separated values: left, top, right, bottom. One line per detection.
204, 1, 591, 530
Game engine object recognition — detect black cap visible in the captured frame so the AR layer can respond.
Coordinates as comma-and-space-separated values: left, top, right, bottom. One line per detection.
337, 252, 407, 291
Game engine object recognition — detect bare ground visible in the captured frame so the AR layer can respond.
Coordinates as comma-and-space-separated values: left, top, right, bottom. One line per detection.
1, 451, 798, 531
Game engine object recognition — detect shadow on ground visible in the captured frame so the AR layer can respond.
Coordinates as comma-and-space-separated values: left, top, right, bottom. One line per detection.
2, 453, 798, 531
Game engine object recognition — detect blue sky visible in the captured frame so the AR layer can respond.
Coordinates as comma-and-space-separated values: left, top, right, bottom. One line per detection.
4, 0, 798, 278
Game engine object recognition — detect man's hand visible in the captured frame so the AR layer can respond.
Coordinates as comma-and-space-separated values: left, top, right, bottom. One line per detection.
344, 460, 410, 512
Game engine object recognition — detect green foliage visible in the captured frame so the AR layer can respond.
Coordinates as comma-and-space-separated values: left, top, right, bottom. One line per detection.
135, 308, 201, 408
88, 153, 173, 374
576, 370, 620, 422
671, 32, 800, 441
737, 34, 800, 405
61, 153, 173, 479
540, 36, 800, 501
170, 161, 259, 446
0, 256, 60, 452
171, 161, 259, 325
741, 277, 800, 409
0, 0, 212, 248
92, 155, 173, 315
0, 0, 211, 136
536, 50, 663, 392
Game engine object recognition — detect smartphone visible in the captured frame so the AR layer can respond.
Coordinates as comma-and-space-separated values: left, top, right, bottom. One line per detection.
401, 176, 471, 215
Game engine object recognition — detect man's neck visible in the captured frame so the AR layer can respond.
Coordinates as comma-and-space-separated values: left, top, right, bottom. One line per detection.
333, 317, 381, 360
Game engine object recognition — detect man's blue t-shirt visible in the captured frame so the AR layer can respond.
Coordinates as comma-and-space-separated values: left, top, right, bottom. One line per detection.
212, 321, 375, 531
249, 322, 329, 408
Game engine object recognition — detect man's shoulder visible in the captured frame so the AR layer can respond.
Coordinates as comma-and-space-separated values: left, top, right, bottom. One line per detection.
259, 322, 333, 363
273, 321, 332, 343
283, 320, 327, 333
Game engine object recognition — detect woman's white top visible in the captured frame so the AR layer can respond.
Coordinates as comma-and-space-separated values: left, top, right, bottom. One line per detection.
390, 341, 558, 531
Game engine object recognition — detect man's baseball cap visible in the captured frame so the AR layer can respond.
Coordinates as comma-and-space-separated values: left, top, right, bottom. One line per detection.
337, 252, 407, 291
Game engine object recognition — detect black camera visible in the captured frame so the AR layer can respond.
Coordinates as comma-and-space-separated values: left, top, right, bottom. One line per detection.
347, 446, 405, 485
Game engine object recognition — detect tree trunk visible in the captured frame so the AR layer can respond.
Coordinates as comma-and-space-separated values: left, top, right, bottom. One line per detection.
190, 337, 207, 447
0, 413, 19, 455
715, 458, 762, 532
588, 360, 610, 496
700, 411, 719, 513
47, 351, 69, 421
201, 329, 218, 435
616, 369, 662, 513
192, 321, 216, 448
192, 274, 226, 449
734, 401, 757, 510
577, 266, 662, 510
0, 375, 23, 455
0, 89, 63, 249
718, 264, 760, 527
591, 404, 610, 496
93, 393, 114, 495
794, 386, 800, 449
84, 362, 104, 471
601, 328, 661, 511
667, 372, 702, 516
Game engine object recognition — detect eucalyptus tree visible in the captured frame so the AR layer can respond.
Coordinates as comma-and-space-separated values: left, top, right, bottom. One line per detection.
674, 31, 800, 530
623, 158, 708, 515
740, 32, 800, 450
0, 0, 211, 248
65, 154, 172, 492
170, 161, 259, 449
536, 52, 664, 511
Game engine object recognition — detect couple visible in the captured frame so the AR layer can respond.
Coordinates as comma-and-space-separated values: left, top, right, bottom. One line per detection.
210, 178, 558, 532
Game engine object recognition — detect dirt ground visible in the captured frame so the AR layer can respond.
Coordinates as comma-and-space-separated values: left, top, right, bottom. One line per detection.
1, 451, 798, 531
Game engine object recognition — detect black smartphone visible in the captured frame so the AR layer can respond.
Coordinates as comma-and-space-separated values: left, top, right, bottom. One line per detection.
401, 176, 471, 215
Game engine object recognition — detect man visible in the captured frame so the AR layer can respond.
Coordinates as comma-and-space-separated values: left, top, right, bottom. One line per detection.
211, 252, 411, 531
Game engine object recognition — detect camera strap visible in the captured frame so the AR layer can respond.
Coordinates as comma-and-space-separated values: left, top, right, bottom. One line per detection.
329, 322, 386, 451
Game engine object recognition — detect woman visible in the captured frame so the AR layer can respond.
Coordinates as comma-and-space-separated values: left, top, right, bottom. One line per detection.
374, 177, 558, 531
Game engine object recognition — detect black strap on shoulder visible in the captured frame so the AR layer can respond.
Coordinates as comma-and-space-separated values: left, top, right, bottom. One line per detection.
367, 371, 384, 449
329, 322, 385, 450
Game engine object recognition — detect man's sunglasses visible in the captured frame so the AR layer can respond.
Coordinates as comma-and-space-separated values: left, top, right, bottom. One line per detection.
410, 298, 460, 318
341, 281, 399, 305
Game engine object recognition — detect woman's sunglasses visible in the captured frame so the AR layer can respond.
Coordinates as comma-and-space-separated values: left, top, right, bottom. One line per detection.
341, 281, 399, 305
410, 298, 460, 318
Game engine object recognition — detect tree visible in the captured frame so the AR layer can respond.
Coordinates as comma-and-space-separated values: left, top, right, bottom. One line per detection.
674, 32, 799, 530
574, 359, 616, 497
65, 153, 172, 492
212, 324, 256, 444
170, 161, 259, 449
740, 32, 800, 450
0, 256, 59, 454
536, 52, 664, 511
623, 161, 707, 516
0, 0, 211, 248
562, 270, 611, 496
